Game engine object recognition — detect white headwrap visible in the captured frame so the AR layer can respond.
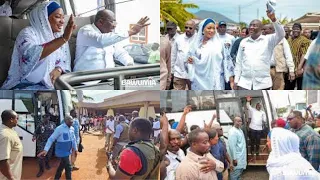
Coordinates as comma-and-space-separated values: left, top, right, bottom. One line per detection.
2, 1, 71, 89
186, 18, 234, 90
267, 128, 320, 179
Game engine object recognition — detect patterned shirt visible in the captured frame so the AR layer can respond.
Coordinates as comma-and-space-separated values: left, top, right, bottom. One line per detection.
302, 38, 320, 89
34, 121, 56, 142
291, 124, 320, 170
287, 35, 311, 71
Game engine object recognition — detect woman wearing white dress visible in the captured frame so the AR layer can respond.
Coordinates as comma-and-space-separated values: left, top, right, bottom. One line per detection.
266, 128, 320, 179
1, 1, 75, 90
186, 18, 235, 90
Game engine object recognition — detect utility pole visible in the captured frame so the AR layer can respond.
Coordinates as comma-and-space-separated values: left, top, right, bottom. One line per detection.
239, 5, 241, 23
257, 8, 259, 19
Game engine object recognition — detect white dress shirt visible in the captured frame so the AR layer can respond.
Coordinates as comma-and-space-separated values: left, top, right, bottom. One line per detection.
105, 120, 115, 133
219, 33, 235, 54
247, 102, 266, 130
234, 21, 285, 90
165, 149, 186, 180
0, 2, 12, 16
74, 24, 134, 71
153, 120, 161, 138
171, 33, 196, 79
270, 38, 295, 73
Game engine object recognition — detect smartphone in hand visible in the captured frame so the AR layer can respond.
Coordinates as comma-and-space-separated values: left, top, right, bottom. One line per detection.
266, 0, 276, 14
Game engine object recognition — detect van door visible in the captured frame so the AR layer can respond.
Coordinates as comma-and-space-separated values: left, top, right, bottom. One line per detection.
13, 91, 37, 157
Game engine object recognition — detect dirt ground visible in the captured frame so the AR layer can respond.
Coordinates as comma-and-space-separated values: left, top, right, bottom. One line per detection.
242, 166, 269, 180
22, 131, 109, 180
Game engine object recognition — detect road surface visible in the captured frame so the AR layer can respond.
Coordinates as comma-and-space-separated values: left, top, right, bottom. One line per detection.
22, 130, 109, 180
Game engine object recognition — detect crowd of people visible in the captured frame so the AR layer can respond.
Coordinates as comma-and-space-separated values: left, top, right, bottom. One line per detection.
160, 8, 320, 90
0, 1, 153, 90
0, 108, 162, 180
159, 101, 320, 180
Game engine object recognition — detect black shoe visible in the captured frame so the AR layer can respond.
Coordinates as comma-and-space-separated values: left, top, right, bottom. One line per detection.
36, 170, 44, 178
45, 163, 51, 170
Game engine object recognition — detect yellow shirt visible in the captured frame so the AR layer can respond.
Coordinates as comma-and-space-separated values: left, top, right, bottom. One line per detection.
0, 124, 23, 180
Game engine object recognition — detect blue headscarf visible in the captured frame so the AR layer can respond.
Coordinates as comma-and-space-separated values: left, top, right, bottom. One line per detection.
202, 19, 215, 33
47, 1, 61, 17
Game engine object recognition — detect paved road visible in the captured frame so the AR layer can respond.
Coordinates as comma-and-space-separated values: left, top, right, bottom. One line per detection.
22, 131, 109, 180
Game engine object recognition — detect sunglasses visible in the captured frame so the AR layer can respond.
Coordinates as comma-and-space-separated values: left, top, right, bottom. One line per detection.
185, 27, 193, 30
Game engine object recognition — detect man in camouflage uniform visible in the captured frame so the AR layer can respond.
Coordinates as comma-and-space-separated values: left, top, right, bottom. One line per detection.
32, 114, 56, 177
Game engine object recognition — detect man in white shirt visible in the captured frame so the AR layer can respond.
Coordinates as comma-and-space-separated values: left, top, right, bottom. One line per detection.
246, 96, 266, 156
152, 117, 161, 143
105, 116, 115, 152
80, 115, 86, 132
234, 10, 285, 90
218, 21, 235, 90
74, 9, 150, 71
264, 24, 295, 90
171, 20, 196, 90
165, 130, 186, 180
0, 1, 12, 17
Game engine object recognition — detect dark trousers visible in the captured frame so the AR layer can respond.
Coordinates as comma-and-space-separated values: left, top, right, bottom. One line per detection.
80, 125, 86, 132
169, 74, 174, 90
37, 155, 50, 171
284, 74, 303, 90
54, 156, 72, 180
249, 128, 262, 154
217, 172, 223, 180
225, 82, 231, 90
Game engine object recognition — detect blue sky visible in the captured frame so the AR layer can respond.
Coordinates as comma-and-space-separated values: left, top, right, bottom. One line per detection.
185, 0, 320, 24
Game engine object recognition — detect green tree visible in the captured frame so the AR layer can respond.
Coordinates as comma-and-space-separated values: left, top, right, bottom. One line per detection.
160, 0, 199, 31
261, 17, 271, 25
261, 16, 290, 25
276, 107, 288, 116
70, 90, 94, 108
239, 22, 248, 29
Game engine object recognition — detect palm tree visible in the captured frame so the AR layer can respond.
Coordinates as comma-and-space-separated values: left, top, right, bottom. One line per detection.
261, 16, 290, 25
239, 22, 248, 29
160, 0, 199, 31
261, 17, 271, 25
70, 90, 94, 108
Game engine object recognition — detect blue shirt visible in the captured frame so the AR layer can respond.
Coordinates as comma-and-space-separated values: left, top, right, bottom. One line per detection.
44, 123, 77, 157
114, 124, 124, 138
72, 118, 80, 145
210, 139, 228, 170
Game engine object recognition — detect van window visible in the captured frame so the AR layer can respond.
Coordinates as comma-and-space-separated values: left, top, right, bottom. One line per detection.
14, 92, 35, 133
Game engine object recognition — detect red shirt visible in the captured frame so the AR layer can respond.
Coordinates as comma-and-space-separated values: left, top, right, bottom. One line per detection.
118, 149, 142, 175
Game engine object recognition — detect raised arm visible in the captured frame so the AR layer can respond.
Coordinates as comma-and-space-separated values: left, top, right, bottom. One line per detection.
267, 11, 285, 48
176, 105, 192, 133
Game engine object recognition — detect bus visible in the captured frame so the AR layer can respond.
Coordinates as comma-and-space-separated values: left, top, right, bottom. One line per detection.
160, 90, 278, 166
0, 0, 159, 90
0, 90, 74, 157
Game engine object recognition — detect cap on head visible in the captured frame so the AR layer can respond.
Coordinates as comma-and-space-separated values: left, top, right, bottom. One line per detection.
276, 118, 286, 128
47, 1, 61, 17
292, 23, 302, 30
218, 21, 227, 27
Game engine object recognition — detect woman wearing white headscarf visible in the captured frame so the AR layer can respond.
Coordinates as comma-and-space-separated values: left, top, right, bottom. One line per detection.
1, 1, 75, 90
266, 128, 320, 179
186, 18, 235, 90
